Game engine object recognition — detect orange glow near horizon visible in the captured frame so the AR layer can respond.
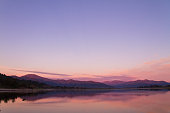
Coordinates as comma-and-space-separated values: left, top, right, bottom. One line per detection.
0, 57, 170, 82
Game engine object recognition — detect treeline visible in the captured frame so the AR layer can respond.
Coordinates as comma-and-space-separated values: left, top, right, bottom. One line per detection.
137, 85, 170, 88
0, 73, 53, 89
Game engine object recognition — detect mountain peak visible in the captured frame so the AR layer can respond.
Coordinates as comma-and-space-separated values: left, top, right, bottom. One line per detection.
21, 74, 45, 80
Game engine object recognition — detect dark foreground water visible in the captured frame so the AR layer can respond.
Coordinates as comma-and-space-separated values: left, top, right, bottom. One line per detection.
0, 89, 170, 113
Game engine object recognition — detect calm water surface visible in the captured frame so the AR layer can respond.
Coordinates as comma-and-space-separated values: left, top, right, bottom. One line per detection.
0, 89, 170, 113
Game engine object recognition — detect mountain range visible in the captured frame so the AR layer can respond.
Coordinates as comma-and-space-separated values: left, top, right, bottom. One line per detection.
103, 80, 170, 88
12, 74, 112, 88
11, 74, 170, 88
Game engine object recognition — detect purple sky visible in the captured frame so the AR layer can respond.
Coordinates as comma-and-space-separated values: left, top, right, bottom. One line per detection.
0, 0, 170, 81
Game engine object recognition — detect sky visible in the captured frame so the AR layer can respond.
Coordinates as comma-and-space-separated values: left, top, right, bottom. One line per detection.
0, 0, 170, 81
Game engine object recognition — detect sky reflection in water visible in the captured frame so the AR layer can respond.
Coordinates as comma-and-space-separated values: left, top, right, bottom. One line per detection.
0, 89, 170, 113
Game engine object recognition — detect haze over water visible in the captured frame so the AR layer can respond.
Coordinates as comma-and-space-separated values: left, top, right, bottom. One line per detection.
0, 90, 170, 113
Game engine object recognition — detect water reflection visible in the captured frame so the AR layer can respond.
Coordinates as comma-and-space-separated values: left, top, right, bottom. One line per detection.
0, 91, 46, 103
0, 89, 170, 113
0, 89, 168, 103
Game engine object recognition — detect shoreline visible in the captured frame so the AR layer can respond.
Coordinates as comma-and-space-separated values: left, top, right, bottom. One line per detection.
0, 89, 57, 93
0, 87, 169, 93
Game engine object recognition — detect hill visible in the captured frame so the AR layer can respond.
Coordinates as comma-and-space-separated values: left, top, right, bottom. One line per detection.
18, 74, 112, 88
103, 79, 170, 88
0, 73, 53, 89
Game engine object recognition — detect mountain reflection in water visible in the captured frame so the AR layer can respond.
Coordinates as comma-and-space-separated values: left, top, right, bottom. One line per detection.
0, 89, 168, 103
0, 89, 170, 113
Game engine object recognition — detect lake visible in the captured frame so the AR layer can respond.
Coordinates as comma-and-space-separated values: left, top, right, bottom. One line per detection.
0, 89, 170, 113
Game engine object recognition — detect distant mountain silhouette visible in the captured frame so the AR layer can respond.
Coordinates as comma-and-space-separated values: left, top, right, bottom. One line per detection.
104, 79, 170, 88
104, 80, 125, 86
0, 73, 53, 89
8, 73, 170, 89
18, 74, 112, 88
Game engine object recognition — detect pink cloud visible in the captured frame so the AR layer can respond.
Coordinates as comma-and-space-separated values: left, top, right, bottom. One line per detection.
2, 57, 170, 82
121, 57, 170, 82
72, 75, 136, 82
